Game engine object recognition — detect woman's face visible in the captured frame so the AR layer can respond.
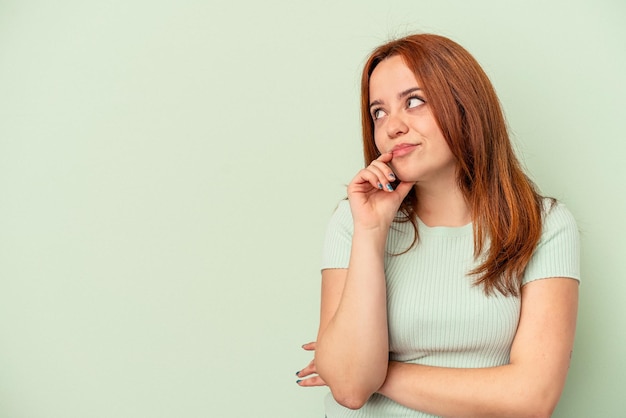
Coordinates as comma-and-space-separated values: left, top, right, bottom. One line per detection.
369, 55, 457, 186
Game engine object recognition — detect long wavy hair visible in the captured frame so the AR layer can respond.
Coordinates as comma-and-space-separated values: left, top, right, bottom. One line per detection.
360, 34, 545, 296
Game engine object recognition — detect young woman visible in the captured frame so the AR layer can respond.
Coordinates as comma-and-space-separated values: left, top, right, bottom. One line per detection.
296, 34, 580, 418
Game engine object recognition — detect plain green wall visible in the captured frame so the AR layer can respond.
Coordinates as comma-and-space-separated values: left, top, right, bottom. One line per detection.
1, 0, 624, 417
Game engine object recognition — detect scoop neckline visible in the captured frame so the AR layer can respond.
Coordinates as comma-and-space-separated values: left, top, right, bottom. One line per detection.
415, 216, 473, 237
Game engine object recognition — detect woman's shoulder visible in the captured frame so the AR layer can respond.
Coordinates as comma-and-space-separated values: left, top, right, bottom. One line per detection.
334, 198, 351, 213
522, 198, 580, 284
541, 198, 578, 234
331, 199, 352, 219
325, 199, 353, 233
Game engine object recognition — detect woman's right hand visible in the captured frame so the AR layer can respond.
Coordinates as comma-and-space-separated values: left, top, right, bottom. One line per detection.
347, 152, 415, 230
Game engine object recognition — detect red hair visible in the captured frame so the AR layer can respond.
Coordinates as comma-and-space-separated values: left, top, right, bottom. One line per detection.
360, 34, 545, 296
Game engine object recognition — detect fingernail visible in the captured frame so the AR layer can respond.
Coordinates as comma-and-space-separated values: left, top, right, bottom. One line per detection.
386, 184, 394, 191
296, 380, 302, 384
378, 183, 383, 189
389, 173, 396, 179
296, 371, 300, 376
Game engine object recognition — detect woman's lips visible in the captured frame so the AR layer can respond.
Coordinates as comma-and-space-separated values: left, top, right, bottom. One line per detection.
391, 143, 419, 157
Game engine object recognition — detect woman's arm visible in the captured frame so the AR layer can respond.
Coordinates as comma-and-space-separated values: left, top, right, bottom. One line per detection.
378, 277, 579, 418
314, 248, 388, 410
312, 153, 414, 409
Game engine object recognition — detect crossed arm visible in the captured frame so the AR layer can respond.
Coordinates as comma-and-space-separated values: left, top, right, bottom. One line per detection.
298, 267, 579, 418
297, 153, 579, 416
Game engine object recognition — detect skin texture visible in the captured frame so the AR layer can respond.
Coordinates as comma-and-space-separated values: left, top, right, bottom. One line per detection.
297, 56, 579, 418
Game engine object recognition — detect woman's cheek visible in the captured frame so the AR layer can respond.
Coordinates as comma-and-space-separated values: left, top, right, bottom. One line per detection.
373, 136, 384, 155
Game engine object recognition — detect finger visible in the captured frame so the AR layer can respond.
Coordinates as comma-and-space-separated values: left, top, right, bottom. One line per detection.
364, 163, 391, 191
301, 342, 316, 351
297, 359, 316, 378
297, 375, 328, 387
375, 151, 393, 164
350, 168, 386, 192
368, 159, 397, 186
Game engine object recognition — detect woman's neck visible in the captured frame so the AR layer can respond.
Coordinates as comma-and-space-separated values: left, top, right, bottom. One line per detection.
414, 182, 471, 227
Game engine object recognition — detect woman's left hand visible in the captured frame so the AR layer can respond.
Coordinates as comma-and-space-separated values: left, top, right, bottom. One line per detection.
296, 342, 327, 387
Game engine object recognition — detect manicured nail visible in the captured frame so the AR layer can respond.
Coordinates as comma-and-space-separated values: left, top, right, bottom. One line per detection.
296, 380, 302, 384
389, 172, 396, 180
378, 183, 383, 189
296, 371, 300, 376
386, 184, 394, 191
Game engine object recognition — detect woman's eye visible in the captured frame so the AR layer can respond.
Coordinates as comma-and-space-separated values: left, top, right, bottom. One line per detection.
407, 97, 424, 108
373, 109, 386, 120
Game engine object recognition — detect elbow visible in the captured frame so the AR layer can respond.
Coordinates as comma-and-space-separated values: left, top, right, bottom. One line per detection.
515, 388, 560, 418
330, 388, 371, 410
321, 372, 383, 410
503, 399, 555, 418
320, 371, 386, 410
526, 401, 557, 418
315, 347, 388, 410
522, 407, 554, 418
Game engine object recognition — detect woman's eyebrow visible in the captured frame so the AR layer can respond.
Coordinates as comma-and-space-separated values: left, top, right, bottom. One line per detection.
369, 99, 383, 110
369, 87, 423, 109
398, 87, 422, 98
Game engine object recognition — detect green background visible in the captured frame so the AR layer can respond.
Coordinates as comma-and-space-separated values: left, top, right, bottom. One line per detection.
1, 0, 624, 417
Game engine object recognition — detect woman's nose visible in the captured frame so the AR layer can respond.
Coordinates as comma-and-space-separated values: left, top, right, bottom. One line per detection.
386, 114, 409, 139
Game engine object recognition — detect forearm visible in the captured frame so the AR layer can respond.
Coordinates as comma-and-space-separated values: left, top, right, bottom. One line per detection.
315, 227, 390, 408
377, 278, 577, 417
379, 361, 564, 418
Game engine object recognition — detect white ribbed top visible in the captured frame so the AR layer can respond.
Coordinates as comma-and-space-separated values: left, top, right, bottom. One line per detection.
320, 199, 580, 418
